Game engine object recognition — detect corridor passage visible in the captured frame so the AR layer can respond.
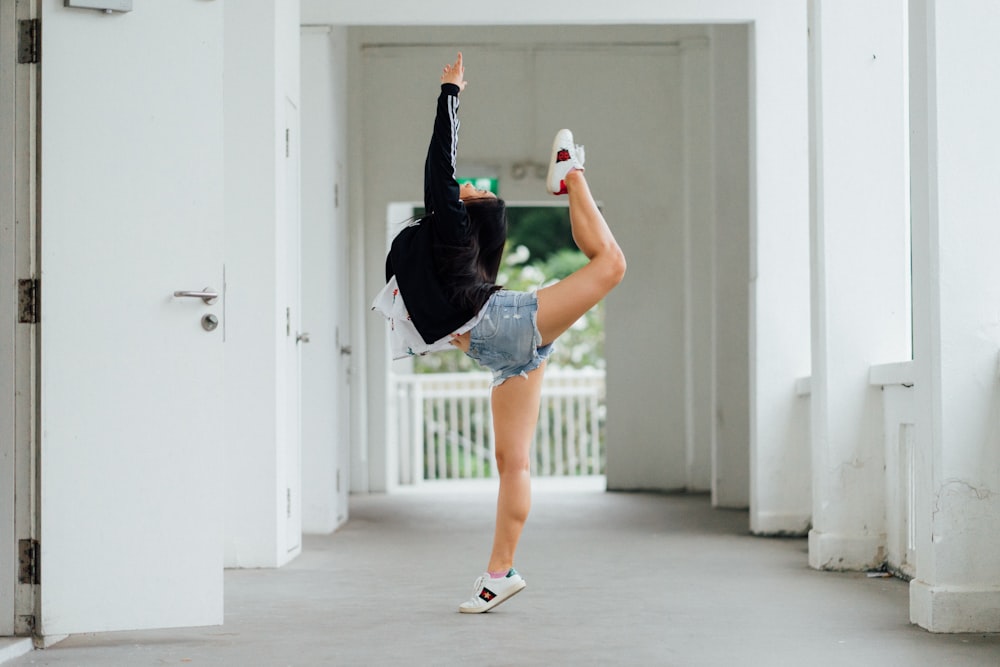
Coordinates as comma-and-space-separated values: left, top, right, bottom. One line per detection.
9, 478, 1000, 666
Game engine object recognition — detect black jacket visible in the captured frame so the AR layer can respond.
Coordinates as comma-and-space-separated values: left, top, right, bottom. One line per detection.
385, 84, 477, 344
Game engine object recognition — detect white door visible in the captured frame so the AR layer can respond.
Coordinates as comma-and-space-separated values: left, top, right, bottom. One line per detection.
333, 164, 351, 522
300, 27, 352, 531
38, 3, 225, 635
284, 96, 303, 554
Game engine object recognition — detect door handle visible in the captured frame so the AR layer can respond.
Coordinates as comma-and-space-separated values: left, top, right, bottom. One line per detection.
296, 332, 311, 344
173, 287, 219, 305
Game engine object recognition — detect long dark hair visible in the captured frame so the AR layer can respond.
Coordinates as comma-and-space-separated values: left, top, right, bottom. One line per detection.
434, 197, 508, 313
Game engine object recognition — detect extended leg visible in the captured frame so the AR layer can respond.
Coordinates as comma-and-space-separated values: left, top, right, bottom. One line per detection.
536, 169, 626, 345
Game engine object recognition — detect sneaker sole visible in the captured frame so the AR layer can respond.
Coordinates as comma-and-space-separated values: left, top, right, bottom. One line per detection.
458, 579, 527, 614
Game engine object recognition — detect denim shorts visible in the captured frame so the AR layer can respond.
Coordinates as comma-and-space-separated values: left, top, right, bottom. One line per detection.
466, 290, 553, 386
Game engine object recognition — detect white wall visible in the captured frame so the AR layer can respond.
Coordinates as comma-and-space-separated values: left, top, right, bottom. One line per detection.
304, 0, 795, 26
806, 0, 910, 570
224, 0, 302, 567
909, 0, 1000, 633
745, 7, 813, 535
300, 25, 351, 533
597, 41, 685, 491
710, 25, 751, 509
682, 37, 714, 492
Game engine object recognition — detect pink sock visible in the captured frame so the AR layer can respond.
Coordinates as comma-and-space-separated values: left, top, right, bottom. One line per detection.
488, 569, 508, 579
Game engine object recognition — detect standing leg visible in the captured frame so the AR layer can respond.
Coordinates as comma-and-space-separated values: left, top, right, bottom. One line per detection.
486, 363, 546, 573
458, 364, 542, 613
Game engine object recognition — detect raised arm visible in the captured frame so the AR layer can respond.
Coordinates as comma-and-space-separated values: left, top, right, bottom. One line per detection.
423, 53, 469, 239
441, 51, 467, 91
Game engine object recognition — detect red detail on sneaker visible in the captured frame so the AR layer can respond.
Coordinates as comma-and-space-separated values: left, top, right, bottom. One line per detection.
479, 588, 496, 602
556, 148, 571, 163
555, 180, 568, 195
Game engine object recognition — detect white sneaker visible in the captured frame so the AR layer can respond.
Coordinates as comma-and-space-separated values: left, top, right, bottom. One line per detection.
458, 568, 527, 613
545, 129, 585, 195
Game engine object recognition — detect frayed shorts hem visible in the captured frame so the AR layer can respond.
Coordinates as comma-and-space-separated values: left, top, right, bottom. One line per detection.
465, 290, 553, 387
487, 342, 553, 388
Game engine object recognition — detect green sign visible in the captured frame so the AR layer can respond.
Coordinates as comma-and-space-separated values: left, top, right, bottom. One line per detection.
457, 177, 499, 195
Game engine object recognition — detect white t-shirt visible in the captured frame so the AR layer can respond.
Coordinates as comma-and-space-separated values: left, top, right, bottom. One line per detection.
371, 276, 487, 360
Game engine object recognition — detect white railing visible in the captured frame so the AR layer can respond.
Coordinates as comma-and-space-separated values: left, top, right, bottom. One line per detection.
394, 368, 606, 484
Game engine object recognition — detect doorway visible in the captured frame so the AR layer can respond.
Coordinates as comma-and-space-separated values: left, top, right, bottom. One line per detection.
356, 26, 728, 493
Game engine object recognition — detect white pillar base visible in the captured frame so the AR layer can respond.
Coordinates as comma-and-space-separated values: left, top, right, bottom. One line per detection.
750, 511, 810, 536
910, 580, 1000, 633
808, 529, 884, 570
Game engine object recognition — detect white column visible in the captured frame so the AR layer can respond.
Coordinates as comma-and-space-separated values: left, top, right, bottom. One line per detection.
681, 36, 713, 492
806, 0, 910, 569
909, 0, 1000, 633
710, 25, 751, 509
747, 7, 813, 535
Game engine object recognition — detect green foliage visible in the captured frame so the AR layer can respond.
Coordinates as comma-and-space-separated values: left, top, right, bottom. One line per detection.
541, 248, 589, 281
504, 207, 573, 264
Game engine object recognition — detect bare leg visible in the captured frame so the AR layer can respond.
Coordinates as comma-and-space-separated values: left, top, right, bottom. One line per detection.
536, 170, 626, 345
478, 169, 622, 573
485, 363, 546, 573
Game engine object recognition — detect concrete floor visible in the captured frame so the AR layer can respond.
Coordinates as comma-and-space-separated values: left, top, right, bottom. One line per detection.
6, 477, 1000, 666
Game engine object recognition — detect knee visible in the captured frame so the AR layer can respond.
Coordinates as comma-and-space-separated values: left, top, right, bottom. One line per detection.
600, 244, 627, 289
610, 244, 627, 284
495, 449, 531, 476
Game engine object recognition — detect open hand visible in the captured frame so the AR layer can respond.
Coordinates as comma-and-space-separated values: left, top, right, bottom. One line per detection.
441, 52, 467, 92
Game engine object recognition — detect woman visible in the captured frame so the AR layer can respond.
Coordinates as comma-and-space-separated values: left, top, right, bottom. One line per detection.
372, 53, 626, 613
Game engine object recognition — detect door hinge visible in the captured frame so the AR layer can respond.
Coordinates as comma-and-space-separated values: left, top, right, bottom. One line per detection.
285, 128, 290, 158
18, 278, 39, 324
18, 19, 40, 65
19, 539, 39, 585
286, 488, 292, 518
